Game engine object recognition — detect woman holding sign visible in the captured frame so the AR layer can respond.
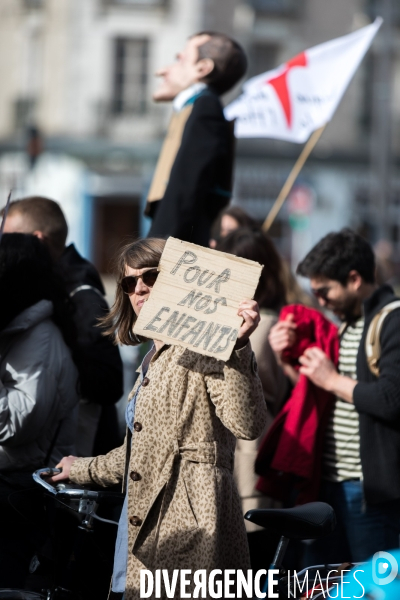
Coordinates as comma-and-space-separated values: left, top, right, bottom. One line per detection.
51, 237, 267, 600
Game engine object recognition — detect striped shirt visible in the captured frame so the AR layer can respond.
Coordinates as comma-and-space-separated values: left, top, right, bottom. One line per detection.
323, 317, 364, 482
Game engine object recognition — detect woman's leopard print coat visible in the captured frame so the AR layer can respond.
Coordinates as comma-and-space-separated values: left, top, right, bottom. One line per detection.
70, 342, 267, 600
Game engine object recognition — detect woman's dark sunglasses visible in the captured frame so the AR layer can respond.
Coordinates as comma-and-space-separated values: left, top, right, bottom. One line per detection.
120, 269, 159, 294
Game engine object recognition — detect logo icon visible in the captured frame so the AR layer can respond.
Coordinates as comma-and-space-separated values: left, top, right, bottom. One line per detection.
372, 551, 399, 586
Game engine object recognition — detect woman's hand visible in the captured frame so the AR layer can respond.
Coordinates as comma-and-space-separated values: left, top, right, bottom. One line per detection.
47, 455, 78, 483
235, 299, 260, 350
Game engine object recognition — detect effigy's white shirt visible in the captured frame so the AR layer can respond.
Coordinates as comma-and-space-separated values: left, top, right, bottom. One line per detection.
172, 82, 207, 112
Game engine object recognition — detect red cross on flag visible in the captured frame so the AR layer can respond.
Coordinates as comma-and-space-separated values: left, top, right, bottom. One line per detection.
225, 18, 382, 143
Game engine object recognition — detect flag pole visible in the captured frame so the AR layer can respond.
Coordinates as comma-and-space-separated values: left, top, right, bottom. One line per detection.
262, 124, 326, 232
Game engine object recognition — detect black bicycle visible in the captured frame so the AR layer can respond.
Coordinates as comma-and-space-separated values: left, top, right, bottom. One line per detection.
0, 468, 123, 600
245, 502, 341, 599
245, 502, 399, 599
1, 472, 393, 599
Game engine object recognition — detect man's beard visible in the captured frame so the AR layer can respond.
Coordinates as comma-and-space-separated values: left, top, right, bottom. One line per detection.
336, 295, 362, 323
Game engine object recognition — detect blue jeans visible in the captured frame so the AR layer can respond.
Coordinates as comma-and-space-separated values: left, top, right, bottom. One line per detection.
305, 480, 400, 565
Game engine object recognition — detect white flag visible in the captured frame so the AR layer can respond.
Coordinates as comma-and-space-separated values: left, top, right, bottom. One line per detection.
225, 18, 382, 143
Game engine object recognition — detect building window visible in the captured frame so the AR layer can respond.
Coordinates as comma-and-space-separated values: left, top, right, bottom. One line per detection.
112, 38, 149, 115
250, 0, 301, 16
249, 43, 279, 77
24, 0, 43, 8
359, 55, 374, 135
366, 0, 400, 25
108, 0, 167, 6
14, 98, 37, 130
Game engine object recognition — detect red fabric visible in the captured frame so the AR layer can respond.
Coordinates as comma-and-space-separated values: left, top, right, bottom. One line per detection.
255, 304, 339, 504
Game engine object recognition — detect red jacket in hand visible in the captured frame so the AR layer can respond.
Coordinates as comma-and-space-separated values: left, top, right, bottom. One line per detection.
255, 304, 339, 504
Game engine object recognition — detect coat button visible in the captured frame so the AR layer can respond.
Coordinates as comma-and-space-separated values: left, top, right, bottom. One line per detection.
142, 377, 150, 387
130, 515, 142, 527
133, 422, 142, 432
130, 471, 141, 481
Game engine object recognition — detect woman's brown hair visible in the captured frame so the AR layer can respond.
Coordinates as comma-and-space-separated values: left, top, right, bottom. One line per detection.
101, 238, 166, 345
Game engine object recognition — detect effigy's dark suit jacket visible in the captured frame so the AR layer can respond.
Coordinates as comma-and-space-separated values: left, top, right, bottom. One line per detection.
147, 87, 234, 247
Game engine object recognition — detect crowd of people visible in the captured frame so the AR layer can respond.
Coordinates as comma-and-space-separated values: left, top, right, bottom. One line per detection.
1, 28, 400, 600
1, 194, 400, 598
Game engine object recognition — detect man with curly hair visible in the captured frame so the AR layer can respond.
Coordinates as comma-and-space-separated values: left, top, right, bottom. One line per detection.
269, 229, 400, 563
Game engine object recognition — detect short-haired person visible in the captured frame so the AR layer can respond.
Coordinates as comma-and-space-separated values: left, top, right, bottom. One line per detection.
2, 196, 124, 456
146, 33, 247, 246
269, 229, 400, 562
51, 237, 267, 599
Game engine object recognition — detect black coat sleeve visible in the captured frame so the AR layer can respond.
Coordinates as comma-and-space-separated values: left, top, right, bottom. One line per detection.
353, 310, 400, 422
149, 93, 230, 240
72, 289, 124, 406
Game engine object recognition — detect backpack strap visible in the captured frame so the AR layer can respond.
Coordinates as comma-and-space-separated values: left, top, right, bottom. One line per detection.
365, 300, 400, 377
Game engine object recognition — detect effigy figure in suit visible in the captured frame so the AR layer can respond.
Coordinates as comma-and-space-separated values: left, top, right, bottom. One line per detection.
146, 32, 247, 247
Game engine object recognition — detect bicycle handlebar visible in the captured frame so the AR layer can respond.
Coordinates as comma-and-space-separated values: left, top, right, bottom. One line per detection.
32, 468, 124, 505
32, 467, 123, 529
32, 467, 61, 495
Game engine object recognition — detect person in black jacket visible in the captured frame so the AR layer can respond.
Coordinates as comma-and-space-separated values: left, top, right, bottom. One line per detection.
146, 32, 247, 247
269, 229, 400, 563
2, 196, 124, 456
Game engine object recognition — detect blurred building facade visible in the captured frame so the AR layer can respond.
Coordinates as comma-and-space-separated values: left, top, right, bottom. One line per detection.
0, 0, 399, 271
231, 0, 400, 267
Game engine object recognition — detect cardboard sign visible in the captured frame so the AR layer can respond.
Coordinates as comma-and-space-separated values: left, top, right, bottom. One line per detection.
133, 237, 263, 361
